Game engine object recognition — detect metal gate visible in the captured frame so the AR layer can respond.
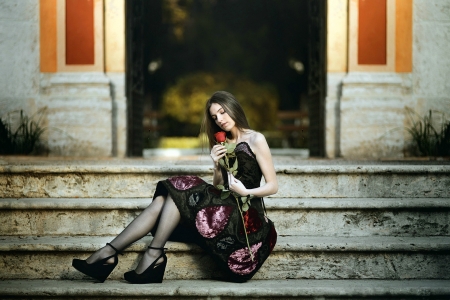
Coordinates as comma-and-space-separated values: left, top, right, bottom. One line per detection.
307, 0, 327, 157
126, 0, 327, 157
125, 0, 146, 156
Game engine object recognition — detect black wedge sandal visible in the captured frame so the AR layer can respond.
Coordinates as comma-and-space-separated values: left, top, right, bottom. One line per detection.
124, 246, 167, 284
72, 243, 122, 283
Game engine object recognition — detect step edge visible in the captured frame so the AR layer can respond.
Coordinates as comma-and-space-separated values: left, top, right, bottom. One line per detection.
2, 198, 449, 210
2, 164, 450, 174
1, 235, 450, 252
1, 279, 450, 297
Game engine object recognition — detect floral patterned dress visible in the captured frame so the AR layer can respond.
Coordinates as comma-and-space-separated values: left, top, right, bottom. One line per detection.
151, 142, 277, 282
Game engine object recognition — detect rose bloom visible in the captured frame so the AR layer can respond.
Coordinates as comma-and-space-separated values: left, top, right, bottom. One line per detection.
214, 131, 226, 143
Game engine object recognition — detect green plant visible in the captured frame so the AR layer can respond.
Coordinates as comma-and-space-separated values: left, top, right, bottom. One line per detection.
0, 109, 47, 155
405, 107, 450, 157
161, 72, 279, 136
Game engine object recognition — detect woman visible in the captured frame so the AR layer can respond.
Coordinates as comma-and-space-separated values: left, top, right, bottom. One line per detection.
72, 91, 278, 283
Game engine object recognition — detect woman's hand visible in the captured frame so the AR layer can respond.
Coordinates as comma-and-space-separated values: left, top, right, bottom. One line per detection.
210, 144, 227, 165
228, 172, 248, 196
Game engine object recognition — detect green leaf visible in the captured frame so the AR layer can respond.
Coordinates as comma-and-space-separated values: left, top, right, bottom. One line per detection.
232, 158, 238, 171
219, 158, 225, 167
226, 143, 236, 153
241, 196, 247, 203
216, 184, 224, 190
220, 190, 231, 200
242, 203, 249, 212
232, 170, 238, 176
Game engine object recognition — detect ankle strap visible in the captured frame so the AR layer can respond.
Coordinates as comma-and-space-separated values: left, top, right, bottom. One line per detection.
106, 243, 123, 255
148, 246, 168, 251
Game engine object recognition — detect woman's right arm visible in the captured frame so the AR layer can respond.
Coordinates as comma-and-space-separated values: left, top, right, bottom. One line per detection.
212, 164, 223, 186
210, 144, 227, 186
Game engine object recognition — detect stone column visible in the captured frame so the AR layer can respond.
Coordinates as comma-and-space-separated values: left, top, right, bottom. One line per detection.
105, 0, 126, 158
40, 73, 113, 156
326, 0, 348, 158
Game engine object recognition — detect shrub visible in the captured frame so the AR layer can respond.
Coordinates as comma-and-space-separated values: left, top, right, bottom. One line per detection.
0, 109, 46, 155
161, 72, 279, 135
405, 107, 450, 157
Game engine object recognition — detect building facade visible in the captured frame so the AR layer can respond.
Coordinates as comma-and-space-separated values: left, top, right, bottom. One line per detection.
327, 0, 450, 158
0, 0, 449, 158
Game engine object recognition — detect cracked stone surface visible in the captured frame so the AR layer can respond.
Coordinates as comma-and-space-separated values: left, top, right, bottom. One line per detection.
0, 279, 450, 299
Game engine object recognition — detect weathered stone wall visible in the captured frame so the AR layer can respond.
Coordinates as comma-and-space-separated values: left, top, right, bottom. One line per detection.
0, 1, 124, 157
0, 0, 40, 118
333, 0, 450, 158
412, 0, 450, 116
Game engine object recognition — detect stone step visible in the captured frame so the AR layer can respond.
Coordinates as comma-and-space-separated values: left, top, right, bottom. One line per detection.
1, 279, 449, 299
1, 163, 449, 198
2, 198, 450, 237
1, 235, 449, 280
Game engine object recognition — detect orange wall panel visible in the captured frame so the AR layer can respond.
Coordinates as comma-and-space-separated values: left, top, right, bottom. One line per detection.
396, 0, 413, 72
358, 0, 387, 65
66, 0, 95, 65
40, 0, 57, 72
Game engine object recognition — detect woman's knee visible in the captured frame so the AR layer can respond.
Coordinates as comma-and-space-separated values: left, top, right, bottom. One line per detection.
146, 195, 165, 211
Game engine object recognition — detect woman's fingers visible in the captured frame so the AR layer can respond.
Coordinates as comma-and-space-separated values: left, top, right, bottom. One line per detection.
228, 173, 246, 195
210, 145, 227, 163
212, 145, 226, 155
228, 173, 239, 185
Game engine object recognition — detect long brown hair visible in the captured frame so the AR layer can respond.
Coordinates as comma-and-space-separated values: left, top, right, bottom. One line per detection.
201, 91, 251, 148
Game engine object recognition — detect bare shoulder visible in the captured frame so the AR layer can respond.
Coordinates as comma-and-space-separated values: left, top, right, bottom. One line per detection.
246, 131, 269, 154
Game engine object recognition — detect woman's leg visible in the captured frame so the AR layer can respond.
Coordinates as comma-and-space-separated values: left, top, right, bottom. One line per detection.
134, 194, 180, 274
86, 195, 166, 264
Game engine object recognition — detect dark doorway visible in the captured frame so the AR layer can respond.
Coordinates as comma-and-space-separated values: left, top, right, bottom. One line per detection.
126, 0, 326, 157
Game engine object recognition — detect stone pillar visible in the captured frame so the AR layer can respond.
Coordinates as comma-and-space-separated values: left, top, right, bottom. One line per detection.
340, 72, 412, 158
326, 0, 348, 158
40, 73, 113, 156
105, 0, 126, 157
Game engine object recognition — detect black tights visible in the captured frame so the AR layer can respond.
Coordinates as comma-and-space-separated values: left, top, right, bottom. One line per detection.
86, 194, 180, 273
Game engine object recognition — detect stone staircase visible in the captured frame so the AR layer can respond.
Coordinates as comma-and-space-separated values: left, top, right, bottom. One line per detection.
1, 158, 450, 299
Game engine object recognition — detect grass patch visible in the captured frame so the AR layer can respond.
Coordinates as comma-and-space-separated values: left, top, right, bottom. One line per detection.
405, 107, 450, 157
0, 109, 47, 155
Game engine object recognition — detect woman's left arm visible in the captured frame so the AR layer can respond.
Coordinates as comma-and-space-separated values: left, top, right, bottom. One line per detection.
228, 133, 278, 197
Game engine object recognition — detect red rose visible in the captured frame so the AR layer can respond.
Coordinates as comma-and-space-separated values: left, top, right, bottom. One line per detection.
214, 131, 226, 143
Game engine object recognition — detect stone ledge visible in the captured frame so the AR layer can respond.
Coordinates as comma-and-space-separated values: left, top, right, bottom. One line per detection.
266, 197, 450, 209
343, 72, 406, 85
2, 197, 450, 210
40, 72, 110, 86
0, 279, 449, 298
1, 163, 450, 174
1, 235, 449, 253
